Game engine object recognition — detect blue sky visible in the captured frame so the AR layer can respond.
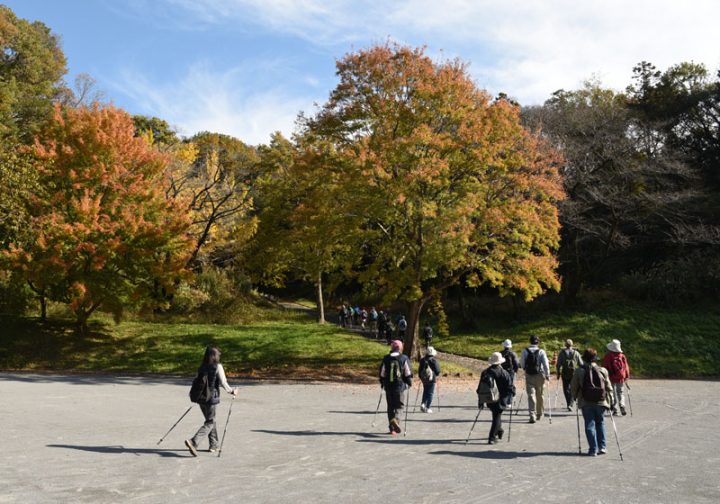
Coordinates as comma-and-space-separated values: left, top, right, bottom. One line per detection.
5, 0, 720, 145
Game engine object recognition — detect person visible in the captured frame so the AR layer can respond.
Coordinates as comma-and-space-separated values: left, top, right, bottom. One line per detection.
477, 352, 513, 444
185, 345, 238, 456
602, 339, 631, 416
379, 340, 413, 434
422, 324, 433, 347
571, 348, 614, 456
397, 315, 407, 339
418, 346, 441, 413
556, 339, 583, 411
377, 310, 387, 340
499, 339, 519, 385
519, 335, 550, 423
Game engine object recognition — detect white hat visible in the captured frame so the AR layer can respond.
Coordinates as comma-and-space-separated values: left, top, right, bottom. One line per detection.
488, 352, 506, 366
426, 346, 437, 357
502, 339, 512, 349
607, 339, 623, 353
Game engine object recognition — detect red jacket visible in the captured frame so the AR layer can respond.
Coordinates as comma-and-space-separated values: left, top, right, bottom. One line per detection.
602, 351, 630, 383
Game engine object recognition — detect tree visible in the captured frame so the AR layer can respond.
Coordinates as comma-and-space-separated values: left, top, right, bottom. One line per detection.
302, 45, 564, 355
0, 5, 67, 142
3, 105, 193, 333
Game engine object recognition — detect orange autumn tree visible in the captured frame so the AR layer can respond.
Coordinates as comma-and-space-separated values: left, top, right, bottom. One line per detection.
6, 105, 193, 334
304, 45, 565, 356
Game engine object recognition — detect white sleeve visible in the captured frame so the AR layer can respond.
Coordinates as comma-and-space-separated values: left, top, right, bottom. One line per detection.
540, 350, 550, 377
216, 364, 234, 393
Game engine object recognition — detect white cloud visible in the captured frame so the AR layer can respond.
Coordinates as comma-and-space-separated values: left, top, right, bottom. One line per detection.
115, 61, 319, 145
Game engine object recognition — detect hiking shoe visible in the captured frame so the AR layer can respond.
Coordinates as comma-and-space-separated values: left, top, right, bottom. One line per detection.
209, 447, 218, 453
390, 418, 401, 433
497, 429, 504, 440
567, 406, 573, 412
620, 407, 627, 416
611, 408, 619, 415
587, 450, 597, 457
488, 438, 497, 445
420, 403, 427, 412
598, 448, 607, 455
529, 417, 536, 424
184, 439, 198, 457
426, 408, 433, 414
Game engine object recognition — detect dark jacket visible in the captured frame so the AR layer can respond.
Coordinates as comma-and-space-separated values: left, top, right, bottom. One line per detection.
500, 349, 519, 376
379, 352, 413, 390
478, 365, 514, 410
418, 355, 441, 384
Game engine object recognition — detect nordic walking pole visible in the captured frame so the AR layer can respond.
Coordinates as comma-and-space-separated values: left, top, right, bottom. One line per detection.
554, 377, 560, 411
625, 381, 633, 417
412, 384, 421, 413
371, 391, 383, 428
217, 395, 236, 458
156, 405, 194, 445
437, 380, 440, 411
547, 379, 553, 424
576, 404, 582, 454
403, 387, 410, 437
465, 407, 482, 444
507, 402, 513, 443
608, 409, 624, 462
514, 389, 524, 418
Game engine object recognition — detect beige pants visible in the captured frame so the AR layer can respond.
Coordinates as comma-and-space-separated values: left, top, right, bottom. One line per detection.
525, 373, 547, 420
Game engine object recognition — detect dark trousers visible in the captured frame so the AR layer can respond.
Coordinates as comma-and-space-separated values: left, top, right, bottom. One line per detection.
191, 403, 218, 449
488, 402, 504, 440
385, 387, 405, 425
561, 375, 574, 407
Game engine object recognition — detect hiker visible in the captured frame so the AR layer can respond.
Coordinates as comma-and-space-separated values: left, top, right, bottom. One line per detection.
477, 352, 514, 444
602, 339, 631, 416
384, 321, 395, 344
571, 348, 614, 456
556, 339, 583, 411
185, 345, 238, 456
519, 335, 550, 423
500, 339, 519, 385
418, 346, 441, 413
397, 315, 407, 339
379, 340, 413, 434
377, 310, 387, 340
422, 323, 433, 347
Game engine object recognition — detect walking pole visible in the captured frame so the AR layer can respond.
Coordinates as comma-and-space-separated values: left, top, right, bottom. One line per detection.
403, 387, 410, 437
412, 384, 421, 413
465, 408, 482, 444
554, 378, 560, 411
156, 405, 194, 445
217, 395, 235, 458
515, 390, 524, 418
547, 380, 553, 424
371, 391, 383, 428
608, 409, 624, 462
576, 404, 582, 454
625, 381, 633, 417
507, 402, 513, 443
437, 380, 440, 411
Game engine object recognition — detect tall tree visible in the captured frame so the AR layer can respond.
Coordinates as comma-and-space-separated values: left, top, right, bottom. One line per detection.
303, 45, 564, 355
3, 105, 193, 333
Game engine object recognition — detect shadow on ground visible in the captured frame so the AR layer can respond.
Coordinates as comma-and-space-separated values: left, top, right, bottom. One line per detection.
46, 444, 190, 458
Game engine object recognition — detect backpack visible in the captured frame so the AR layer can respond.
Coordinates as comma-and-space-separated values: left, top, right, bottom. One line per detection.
422, 359, 434, 382
384, 355, 403, 387
477, 370, 500, 404
609, 352, 625, 376
524, 349, 542, 375
189, 371, 213, 403
560, 349, 577, 380
398, 319, 407, 331
582, 365, 606, 402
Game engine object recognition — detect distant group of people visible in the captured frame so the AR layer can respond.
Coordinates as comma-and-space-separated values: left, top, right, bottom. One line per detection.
377, 333, 631, 456
337, 304, 435, 347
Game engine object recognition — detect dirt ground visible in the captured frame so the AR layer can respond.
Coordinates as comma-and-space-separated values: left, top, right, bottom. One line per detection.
1, 373, 718, 503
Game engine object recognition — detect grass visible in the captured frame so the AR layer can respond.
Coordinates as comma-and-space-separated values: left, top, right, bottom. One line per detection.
436, 302, 720, 378
0, 312, 470, 381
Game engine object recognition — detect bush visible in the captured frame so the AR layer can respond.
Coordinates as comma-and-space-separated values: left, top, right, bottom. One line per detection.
0, 272, 34, 315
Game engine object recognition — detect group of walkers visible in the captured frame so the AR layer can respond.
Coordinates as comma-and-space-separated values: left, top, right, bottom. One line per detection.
179, 334, 631, 459
338, 304, 436, 347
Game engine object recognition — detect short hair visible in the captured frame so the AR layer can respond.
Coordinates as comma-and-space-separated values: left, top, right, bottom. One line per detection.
582, 348, 598, 363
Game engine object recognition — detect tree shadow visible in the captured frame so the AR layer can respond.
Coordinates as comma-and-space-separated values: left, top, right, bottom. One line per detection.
429, 449, 584, 459
46, 444, 190, 458
252, 429, 385, 439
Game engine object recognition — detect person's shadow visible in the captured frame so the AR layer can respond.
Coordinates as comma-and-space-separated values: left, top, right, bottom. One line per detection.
47, 444, 190, 458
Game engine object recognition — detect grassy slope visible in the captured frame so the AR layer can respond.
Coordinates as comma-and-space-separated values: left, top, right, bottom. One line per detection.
437, 302, 720, 378
0, 313, 469, 381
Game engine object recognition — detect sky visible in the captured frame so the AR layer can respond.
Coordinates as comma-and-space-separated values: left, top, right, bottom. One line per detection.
5, 0, 720, 145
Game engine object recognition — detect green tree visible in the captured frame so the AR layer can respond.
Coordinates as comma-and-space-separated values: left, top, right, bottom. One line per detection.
303, 45, 564, 355
3, 105, 193, 333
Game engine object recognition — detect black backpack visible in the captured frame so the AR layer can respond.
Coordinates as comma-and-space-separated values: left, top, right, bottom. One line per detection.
477, 370, 500, 404
560, 349, 577, 380
582, 365, 606, 402
383, 355, 404, 388
524, 349, 542, 375
189, 370, 213, 403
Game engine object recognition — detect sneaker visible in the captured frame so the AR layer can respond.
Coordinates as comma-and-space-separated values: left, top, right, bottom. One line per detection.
529, 417, 536, 424
209, 447, 218, 453
620, 407, 627, 416
488, 438, 497, 445
497, 429, 504, 440
390, 418, 401, 433
611, 408, 619, 415
184, 439, 198, 457
420, 403, 427, 413
567, 406, 573, 412
587, 450, 597, 457
598, 448, 607, 455
426, 408, 433, 414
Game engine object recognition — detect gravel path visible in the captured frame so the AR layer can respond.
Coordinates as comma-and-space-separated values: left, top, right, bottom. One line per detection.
2, 372, 718, 504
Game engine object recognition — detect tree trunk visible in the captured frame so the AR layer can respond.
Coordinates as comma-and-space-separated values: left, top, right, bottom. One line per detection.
39, 295, 47, 322
316, 272, 325, 324
76, 311, 90, 337
403, 299, 426, 360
